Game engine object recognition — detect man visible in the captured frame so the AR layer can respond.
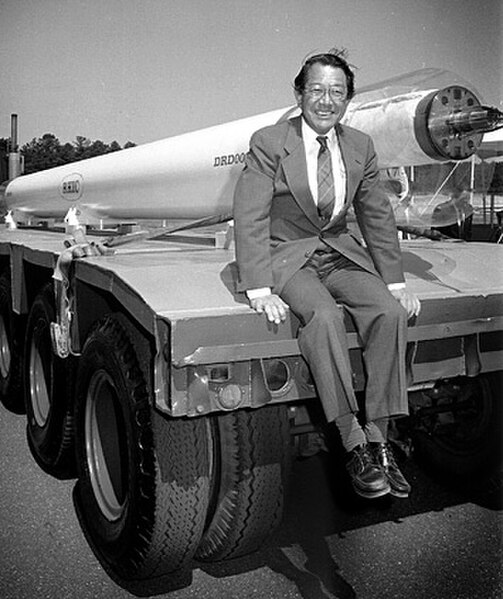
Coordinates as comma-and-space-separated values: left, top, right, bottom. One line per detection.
233, 49, 421, 500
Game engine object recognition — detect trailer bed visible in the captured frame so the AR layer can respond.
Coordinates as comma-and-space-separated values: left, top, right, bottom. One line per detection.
1, 228, 502, 389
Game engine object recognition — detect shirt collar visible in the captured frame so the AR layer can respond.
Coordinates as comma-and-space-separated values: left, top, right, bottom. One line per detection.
301, 118, 337, 150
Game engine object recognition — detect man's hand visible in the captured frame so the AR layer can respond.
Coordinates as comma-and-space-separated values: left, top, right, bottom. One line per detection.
249, 294, 289, 325
389, 287, 421, 318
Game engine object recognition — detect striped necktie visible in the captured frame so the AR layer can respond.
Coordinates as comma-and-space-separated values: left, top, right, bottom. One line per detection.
316, 136, 335, 222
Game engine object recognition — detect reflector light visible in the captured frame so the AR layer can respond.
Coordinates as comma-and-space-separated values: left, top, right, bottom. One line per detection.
218, 384, 243, 410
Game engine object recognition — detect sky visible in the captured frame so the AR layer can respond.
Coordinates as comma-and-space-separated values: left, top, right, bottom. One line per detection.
0, 0, 501, 147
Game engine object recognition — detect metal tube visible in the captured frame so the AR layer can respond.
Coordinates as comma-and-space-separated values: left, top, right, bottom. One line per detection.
10, 114, 18, 152
8, 113, 22, 179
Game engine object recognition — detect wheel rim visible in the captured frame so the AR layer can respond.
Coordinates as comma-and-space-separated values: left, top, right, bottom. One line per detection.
29, 335, 50, 427
0, 314, 11, 379
85, 370, 128, 522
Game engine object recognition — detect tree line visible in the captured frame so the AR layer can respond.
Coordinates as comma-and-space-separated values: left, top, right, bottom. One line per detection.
0, 134, 136, 178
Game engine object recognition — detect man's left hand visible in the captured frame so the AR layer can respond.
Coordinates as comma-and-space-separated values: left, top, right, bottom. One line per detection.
389, 287, 421, 318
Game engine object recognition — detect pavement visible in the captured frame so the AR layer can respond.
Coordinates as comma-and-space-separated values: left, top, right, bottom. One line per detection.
1, 403, 502, 599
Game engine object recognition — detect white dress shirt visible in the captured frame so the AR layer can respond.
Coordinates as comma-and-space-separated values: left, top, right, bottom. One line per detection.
302, 119, 346, 220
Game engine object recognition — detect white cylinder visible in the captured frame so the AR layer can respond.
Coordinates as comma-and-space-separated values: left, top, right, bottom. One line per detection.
3, 82, 486, 224
4, 107, 290, 223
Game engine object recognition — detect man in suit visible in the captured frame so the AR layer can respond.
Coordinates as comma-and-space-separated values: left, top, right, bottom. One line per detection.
233, 50, 420, 499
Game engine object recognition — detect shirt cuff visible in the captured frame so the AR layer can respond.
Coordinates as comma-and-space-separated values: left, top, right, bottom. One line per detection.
246, 287, 272, 300
387, 282, 406, 291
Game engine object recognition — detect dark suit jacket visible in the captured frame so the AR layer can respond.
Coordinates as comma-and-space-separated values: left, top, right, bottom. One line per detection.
233, 116, 404, 295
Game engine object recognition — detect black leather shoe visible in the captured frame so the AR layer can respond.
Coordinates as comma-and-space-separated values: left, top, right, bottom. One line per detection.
346, 444, 390, 499
372, 442, 411, 498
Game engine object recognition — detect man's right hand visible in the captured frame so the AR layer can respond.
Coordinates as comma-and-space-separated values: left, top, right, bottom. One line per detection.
249, 294, 289, 325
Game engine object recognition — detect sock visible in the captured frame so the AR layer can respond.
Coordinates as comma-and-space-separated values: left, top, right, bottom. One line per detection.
334, 412, 366, 452
364, 418, 389, 444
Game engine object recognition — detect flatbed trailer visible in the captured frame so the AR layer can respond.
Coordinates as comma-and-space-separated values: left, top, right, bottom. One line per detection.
2, 68, 503, 593
0, 225, 501, 592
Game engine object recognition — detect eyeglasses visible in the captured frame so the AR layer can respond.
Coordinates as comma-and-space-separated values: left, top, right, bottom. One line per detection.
304, 86, 347, 101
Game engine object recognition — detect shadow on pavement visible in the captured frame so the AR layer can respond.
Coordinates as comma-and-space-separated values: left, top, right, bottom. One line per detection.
195, 439, 501, 599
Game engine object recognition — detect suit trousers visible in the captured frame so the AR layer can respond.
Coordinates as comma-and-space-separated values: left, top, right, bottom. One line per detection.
280, 250, 408, 423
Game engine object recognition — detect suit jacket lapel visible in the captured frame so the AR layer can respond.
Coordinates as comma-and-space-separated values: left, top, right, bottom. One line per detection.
281, 117, 320, 227
337, 124, 364, 206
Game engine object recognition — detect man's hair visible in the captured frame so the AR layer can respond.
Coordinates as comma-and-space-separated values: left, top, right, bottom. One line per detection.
293, 48, 355, 100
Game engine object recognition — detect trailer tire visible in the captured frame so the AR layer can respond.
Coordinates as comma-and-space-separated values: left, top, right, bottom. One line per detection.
196, 405, 292, 562
0, 272, 25, 414
24, 283, 76, 479
412, 373, 502, 481
74, 315, 211, 586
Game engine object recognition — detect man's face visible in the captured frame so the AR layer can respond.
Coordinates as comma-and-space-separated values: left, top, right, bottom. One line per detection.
295, 64, 349, 134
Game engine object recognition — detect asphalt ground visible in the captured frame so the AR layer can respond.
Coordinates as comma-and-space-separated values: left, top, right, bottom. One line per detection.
1, 403, 501, 599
